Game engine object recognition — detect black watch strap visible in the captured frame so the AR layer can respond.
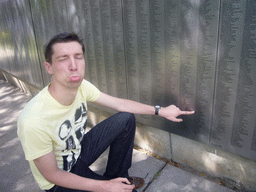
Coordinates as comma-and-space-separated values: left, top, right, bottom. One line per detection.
155, 105, 161, 115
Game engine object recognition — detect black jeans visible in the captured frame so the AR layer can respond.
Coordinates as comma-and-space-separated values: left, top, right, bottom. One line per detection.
46, 112, 136, 192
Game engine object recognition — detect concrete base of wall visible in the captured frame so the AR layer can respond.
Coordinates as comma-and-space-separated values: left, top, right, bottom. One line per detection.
1, 71, 255, 191
171, 134, 256, 191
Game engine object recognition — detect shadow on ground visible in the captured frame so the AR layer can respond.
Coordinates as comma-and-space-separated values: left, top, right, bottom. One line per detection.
0, 80, 42, 192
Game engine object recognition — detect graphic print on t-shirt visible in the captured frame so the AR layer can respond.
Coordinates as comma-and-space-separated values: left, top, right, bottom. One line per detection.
58, 103, 87, 171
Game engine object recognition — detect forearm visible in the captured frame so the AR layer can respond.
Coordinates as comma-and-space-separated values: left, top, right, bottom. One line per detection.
116, 99, 194, 122
48, 171, 135, 192
117, 99, 155, 115
34, 152, 105, 191
34, 151, 134, 192
94, 92, 194, 122
46, 169, 104, 191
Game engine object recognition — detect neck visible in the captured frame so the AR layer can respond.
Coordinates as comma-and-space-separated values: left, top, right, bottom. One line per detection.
48, 83, 78, 106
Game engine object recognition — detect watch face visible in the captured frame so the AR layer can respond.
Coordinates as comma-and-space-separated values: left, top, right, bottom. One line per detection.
155, 105, 161, 115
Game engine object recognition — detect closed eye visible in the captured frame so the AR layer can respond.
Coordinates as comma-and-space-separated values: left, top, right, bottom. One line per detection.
75, 54, 84, 59
57, 55, 68, 61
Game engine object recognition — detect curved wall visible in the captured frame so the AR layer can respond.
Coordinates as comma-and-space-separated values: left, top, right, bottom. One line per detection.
1, 0, 256, 166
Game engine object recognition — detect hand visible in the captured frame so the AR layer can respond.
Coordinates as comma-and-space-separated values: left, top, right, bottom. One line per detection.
102, 177, 135, 192
159, 105, 195, 122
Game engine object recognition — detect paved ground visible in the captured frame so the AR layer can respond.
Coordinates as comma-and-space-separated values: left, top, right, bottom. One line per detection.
0, 80, 235, 192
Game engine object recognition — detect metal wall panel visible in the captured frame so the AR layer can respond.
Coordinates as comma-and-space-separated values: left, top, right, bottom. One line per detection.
211, 0, 256, 160
0, 0, 43, 88
0, 2, 14, 73
29, 0, 70, 86
123, 0, 220, 144
66, 0, 127, 98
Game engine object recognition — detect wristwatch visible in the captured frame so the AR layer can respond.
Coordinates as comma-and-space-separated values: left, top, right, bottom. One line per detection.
155, 105, 161, 115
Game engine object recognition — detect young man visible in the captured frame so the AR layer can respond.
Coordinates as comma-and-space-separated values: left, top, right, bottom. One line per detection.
17, 33, 194, 192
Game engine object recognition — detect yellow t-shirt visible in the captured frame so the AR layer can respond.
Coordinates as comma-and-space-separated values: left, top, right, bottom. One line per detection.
17, 80, 100, 190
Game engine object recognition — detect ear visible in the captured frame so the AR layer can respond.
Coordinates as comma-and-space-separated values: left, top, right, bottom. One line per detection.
44, 62, 53, 75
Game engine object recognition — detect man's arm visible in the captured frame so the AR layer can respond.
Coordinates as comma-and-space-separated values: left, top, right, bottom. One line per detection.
93, 92, 194, 122
34, 151, 135, 192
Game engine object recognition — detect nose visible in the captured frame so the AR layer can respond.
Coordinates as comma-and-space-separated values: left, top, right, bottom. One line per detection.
69, 57, 78, 71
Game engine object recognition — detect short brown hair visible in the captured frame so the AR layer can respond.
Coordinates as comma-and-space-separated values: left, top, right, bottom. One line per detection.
44, 33, 85, 63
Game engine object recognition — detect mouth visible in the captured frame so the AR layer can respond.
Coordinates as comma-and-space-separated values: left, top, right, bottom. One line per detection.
69, 76, 81, 82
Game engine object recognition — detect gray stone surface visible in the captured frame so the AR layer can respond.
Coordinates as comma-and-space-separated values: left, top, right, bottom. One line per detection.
146, 164, 234, 192
129, 150, 166, 192
0, 80, 42, 192
90, 149, 166, 192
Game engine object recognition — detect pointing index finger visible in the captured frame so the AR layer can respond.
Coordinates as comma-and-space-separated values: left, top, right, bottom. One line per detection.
180, 110, 195, 115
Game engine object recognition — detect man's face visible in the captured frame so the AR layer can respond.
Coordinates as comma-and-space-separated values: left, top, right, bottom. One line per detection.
45, 41, 85, 89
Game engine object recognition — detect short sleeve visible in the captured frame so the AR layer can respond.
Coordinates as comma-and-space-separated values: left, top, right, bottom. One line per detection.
17, 117, 53, 161
80, 80, 100, 102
